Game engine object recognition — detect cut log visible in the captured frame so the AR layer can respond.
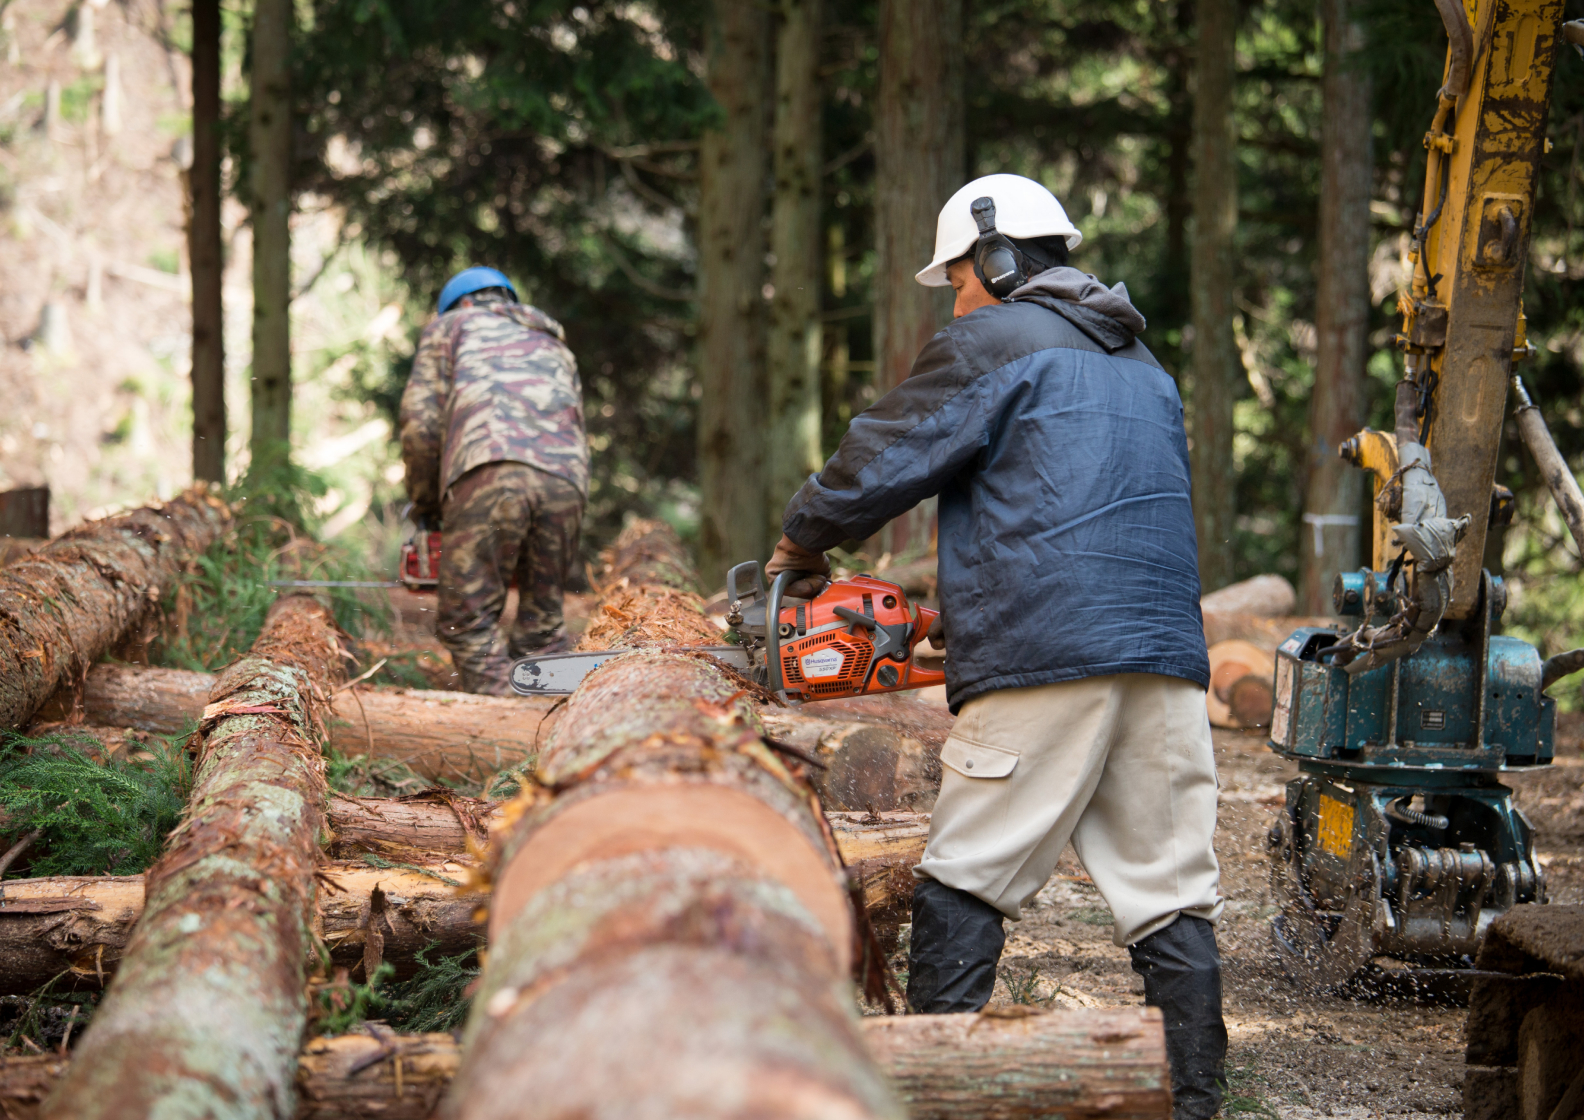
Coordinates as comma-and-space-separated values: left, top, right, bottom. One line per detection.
0, 808, 923, 996
63, 663, 947, 808
1228, 672, 1275, 729
448, 519, 902, 1119
863, 1008, 1171, 1119
0, 861, 482, 995
43, 595, 343, 1119
1199, 572, 1296, 616
0, 486, 230, 730
49, 664, 560, 784
0, 1009, 1170, 1120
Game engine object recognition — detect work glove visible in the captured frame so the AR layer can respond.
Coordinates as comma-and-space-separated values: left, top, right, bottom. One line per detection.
765, 534, 832, 600
927, 614, 945, 649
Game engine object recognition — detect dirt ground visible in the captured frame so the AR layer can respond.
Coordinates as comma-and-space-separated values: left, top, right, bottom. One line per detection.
928, 726, 1584, 1120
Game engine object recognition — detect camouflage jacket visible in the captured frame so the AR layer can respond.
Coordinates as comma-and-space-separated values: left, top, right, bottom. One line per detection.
400, 302, 589, 517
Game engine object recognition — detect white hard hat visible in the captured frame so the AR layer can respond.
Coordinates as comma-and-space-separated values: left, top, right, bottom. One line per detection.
915, 174, 1083, 287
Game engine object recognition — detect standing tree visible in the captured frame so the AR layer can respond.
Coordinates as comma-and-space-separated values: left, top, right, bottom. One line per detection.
1189, 0, 1239, 592
189, 0, 225, 485
697, 0, 772, 583
765, 0, 825, 546
871, 0, 963, 557
248, 0, 292, 476
1300, 0, 1371, 612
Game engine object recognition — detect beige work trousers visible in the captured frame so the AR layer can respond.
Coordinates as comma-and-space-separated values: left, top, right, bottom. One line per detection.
915, 673, 1223, 947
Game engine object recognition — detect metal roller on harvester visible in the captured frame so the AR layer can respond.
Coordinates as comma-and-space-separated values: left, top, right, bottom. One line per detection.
1266, 0, 1584, 996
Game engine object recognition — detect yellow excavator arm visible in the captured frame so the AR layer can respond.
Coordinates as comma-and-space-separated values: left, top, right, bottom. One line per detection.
1347, 0, 1567, 614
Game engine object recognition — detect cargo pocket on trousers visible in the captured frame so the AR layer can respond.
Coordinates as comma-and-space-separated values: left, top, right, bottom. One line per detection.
940, 738, 1019, 779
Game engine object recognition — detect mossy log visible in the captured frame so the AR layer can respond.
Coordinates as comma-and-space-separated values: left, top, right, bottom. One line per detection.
445, 518, 903, 1120
0, 1009, 1169, 1120
61, 663, 949, 808
0, 486, 230, 731
43, 595, 343, 1119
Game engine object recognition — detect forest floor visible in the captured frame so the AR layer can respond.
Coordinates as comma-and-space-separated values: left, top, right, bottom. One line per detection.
929, 725, 1584, 1120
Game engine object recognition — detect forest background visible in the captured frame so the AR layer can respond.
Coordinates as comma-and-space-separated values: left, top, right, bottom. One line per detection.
5, 0, 1584, 669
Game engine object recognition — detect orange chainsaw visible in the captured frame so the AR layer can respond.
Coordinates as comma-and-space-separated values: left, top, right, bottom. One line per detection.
507, 560, 946, 700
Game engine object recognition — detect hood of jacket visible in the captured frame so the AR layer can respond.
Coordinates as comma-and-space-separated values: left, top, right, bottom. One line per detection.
1007, 266, 1146, 353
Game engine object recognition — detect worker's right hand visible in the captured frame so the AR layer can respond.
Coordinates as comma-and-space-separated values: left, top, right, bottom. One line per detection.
765, 534, 832, 599
927, 614, 945, 649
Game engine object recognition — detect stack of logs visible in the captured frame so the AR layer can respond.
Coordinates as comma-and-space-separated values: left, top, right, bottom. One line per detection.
0, 502, 1170, 1119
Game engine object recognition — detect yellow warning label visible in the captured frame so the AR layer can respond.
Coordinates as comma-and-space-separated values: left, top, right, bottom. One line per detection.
1318, 794, 1355, 858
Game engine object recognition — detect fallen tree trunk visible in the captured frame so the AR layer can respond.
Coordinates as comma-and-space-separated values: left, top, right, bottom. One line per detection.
0, 809, 923, 996
448, 519, 902, 1119
0, 861, 482, 995
61, 663, 949, 807
0, 1009, 1170, 1120
43, 595, 343, 1119
46, 664, 560, 785
0, 486, 230, 730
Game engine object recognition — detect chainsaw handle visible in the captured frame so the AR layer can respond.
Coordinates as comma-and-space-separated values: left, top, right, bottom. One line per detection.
906, 605, 948, 689
766, 568, 817, 701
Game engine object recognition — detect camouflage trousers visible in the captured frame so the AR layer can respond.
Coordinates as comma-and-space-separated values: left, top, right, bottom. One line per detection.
438, 461, 584, 695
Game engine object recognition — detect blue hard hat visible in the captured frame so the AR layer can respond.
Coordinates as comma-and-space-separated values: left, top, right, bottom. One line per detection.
437, 267, 518, 314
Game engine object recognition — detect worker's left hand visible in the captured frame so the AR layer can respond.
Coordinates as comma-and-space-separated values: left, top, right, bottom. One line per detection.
927, 614, 945, 649
765, 534, 831, 599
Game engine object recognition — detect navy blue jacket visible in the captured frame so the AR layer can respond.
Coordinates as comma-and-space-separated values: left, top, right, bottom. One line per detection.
782, 270, 1210, 712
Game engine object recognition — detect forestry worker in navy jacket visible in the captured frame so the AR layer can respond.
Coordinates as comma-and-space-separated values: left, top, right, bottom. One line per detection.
766, 174, 1227, 1120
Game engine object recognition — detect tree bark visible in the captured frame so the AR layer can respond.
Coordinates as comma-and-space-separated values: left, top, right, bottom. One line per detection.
63, 662, 949, 809
1299, 0, 1371, 613
0, 861, 482, 996
443, 518, 902, 1120
248, 0, 293, 474
0, 487, 230, 732
51, 665, 560, 785
190, 0, 225, 484
765, 0, 825, 546
0, 1009, 1169, 1120
870, 0, 963, 557
1189, 0, 1240, 593
0, 808, 922, 997
43, 596, 343, 1119
696, 0, 772, 584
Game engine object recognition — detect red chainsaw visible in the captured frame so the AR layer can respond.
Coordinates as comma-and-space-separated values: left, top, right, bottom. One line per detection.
507, 560, 946, 701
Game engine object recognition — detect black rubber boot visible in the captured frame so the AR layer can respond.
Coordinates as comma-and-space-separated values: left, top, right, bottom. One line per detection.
906, 878, 1006, 1013
1128, 915, 1228, 1120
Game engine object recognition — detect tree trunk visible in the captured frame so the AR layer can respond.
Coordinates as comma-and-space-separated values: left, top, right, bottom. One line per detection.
696, 0, 772, 584
1299, 0, 1371, 614
0, 861, 482, 996
871, 0, 963, 557
443, 519, 902, 1120
189, 0, 225, 485
62, 662, 949, 809
0, 488, 230, 731
43, 596, 343, 1119
765, 0, 824, 546
248, 0, 293, 474
51, 665, 560, 785
1189, 0, 1240, 593
864, 1009, 1171, 1120
0, 807, 922, 996
1, 1009, 1170, 1120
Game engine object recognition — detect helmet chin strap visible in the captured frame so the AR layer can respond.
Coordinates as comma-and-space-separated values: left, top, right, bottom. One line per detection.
970, 197, 1029, 301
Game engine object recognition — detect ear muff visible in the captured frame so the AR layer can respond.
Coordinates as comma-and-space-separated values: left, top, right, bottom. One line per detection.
970, 197, 1027, 300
